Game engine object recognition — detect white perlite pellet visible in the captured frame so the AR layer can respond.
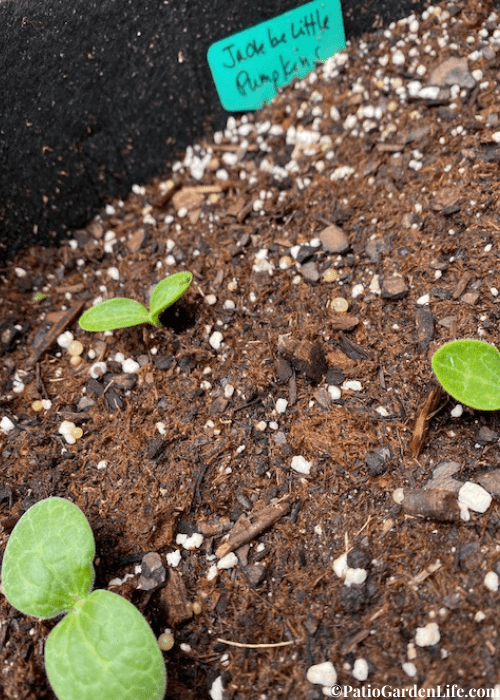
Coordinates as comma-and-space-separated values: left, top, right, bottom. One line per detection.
12, 372, 25, 393
392, 50, 405, 66
352, 658, 369, 681
330, 165, 355, 180
306, 661, 337, 686
89, 361, 107, 379
209, 331, 223, 350
291, 455, 312, 475
344, 568, 367, 587
57, 330, 74, 348
333, 553, 366, 587
176, 533, 204, 550
58, 420, 79, 445
402, 662, 417, 677
0, 416, 15, 434
122, 358, 140, 374
351, 284, 364, 299
484, 571, 499, 592
166, 550, 182, 568
107, 266, 120, 280
275, 398, 288, 414
458, 481, 492, 514
333, 552, 348, 578
328, 385, 341, 400
393, 488, 405, 504
217, 552, 238, 570
209, 676, 224, 700
206, 563, 218, 582
415, 622, 440, 647
342, 380, 362, 392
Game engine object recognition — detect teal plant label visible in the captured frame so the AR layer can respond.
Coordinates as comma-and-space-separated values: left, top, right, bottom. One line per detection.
207, 0, 346, 111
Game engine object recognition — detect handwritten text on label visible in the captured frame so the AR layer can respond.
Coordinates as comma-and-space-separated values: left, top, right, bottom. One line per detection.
208, 0, 345, 111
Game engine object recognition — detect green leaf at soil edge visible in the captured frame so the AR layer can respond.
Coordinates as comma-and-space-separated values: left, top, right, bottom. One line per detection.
45, 589, 167, 700
1, 497, 95, 618
431, 339, 500, 410
148, 271, 193, 326
79, 298, 150, 331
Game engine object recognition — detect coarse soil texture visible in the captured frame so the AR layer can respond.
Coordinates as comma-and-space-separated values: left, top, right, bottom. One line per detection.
3, 1, 500, 697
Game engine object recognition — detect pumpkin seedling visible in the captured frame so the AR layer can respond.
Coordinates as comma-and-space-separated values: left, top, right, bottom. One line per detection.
1, 497, 166, 700
431, 339, 500, 411
79, 270, 192, 331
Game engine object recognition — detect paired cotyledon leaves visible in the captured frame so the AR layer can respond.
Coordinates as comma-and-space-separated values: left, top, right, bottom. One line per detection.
79, 271, 192, 332
1, 497, 166, 700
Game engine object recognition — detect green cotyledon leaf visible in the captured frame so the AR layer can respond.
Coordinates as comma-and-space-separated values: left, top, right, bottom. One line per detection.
1, 497, 95, 619
431, 339, 500, 410
79, 298, 150, 331
45, 589, 167, 700
148, 271, 193, 326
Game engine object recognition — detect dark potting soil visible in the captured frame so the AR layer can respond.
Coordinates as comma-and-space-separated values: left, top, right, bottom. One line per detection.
3, 1, 500, 697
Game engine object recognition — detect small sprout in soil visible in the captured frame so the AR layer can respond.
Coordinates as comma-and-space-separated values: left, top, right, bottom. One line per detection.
1, 497, 167, 700
431, 339, 500, 411
33, 292, 47, 301
79, 270, 192, 331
